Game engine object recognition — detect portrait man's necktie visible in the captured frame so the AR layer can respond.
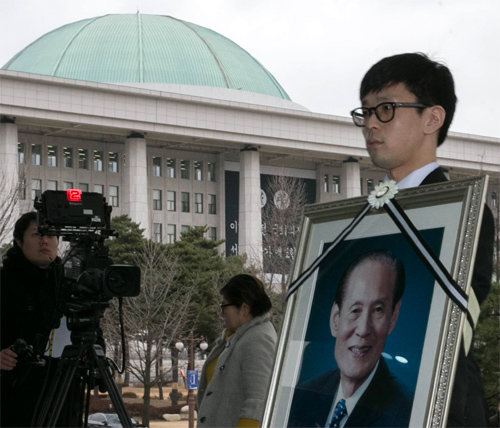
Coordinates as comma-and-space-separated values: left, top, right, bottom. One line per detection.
330, 398, 347, 428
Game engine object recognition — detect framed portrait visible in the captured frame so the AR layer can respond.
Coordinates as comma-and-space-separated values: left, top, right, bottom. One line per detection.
262, 177, 489, 428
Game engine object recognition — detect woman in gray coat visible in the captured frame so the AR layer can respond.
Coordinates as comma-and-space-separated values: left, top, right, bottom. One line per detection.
197, 274, 277, 428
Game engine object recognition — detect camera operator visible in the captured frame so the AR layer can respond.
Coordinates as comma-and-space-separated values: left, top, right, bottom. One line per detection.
0, 211, 72, 427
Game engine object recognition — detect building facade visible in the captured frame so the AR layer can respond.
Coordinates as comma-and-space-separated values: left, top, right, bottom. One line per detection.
1, 14, 499, 267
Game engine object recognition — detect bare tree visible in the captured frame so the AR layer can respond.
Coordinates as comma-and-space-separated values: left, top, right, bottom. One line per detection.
108, 240, 192, 426
0, 171, 21, 251
261, 174, 307, 297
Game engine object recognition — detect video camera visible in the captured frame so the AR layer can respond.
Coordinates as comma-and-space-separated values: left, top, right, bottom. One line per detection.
34, 189, 140, 331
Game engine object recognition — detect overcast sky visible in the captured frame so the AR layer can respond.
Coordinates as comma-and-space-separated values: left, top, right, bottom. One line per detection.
1, 0, 498, 138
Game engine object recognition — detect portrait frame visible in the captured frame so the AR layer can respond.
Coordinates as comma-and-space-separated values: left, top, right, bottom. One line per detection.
262, 176, 489, 428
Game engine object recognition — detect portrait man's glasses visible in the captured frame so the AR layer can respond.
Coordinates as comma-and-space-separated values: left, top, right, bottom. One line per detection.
350, 102, 430, 127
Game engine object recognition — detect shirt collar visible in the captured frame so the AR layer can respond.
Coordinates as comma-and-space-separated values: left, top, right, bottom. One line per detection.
329, 360, 380, 427
385, 161, 440, 190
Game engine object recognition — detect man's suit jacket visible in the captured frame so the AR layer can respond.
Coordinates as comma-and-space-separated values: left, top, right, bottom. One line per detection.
421, 167, 494, 427
287, 358, 412, 428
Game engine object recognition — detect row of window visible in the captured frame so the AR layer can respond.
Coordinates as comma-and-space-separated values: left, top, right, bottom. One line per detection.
323, 175, 383, 195
152, 223, 217, 244
19, 143, 120, 172
25, 179, 119, 206
323, 175, 341, 194
152, 190, 216, 214
152, 157, 216, 181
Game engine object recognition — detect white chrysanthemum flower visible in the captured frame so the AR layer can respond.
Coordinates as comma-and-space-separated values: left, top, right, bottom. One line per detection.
368, 180, 399, 209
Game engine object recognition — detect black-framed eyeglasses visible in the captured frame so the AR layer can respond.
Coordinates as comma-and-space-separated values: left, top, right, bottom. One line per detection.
350, 102, 430, 127
220, 303, 237, 311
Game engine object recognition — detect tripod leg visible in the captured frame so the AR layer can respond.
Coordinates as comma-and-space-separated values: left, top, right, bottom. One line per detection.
92, 345, 133, 428
33, 356, 81, 427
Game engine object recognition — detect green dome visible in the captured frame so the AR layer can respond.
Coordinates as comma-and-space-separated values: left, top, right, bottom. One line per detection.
3, 13, 290, 100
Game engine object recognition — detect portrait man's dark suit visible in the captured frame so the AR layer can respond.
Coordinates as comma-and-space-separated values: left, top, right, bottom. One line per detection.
288, 358, 412, 428
421, 166, 494, 426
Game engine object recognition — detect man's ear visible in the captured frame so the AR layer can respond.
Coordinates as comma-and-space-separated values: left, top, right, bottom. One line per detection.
330, 302, 340, 338
424, 105, 446, 136
388, 300, 402, 335
15, 239, 22, 248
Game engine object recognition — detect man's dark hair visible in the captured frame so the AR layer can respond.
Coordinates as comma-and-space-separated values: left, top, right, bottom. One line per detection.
221, 274, 272, 317
360, 52, 457, 146
334, 250, 405, 311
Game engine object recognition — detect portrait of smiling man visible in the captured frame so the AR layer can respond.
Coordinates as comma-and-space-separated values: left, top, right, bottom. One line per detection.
288, 250, 412, 428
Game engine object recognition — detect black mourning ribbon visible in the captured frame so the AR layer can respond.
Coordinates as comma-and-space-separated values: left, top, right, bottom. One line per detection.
286, 198, 474, 328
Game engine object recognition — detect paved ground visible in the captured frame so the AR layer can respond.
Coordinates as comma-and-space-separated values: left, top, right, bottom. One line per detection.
150, 420, 190, 428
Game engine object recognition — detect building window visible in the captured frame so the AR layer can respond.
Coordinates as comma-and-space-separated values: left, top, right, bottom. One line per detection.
332, 176, 341, 194
208, 194, 216, 214
31, 179, 42, 200
94, 184, 104, 194
47, 145, 57, 167
181, 192, 190, 213
492, 192, 498, 208
166, 158, 176, 178
167, 191, 176, 211
180, 160, 190, 179
63, 147, 73, 168
79, 183, 89, 192
78, 148, 88, 169
181, 225, 190, 235
18, 143, 24, 164
366, 178, 374, 193
47, 180, 58, 191
207, 162, 216, 182
153, 223, 162, 243
19, 179, 26, 200
152, 156, 162, 177
194, 161, 203, 181
63, 181, 73, 190
323, 174, 329, 193
208, 227, 217, 241
195, 193, 203, 214
94, 150, 103, 171
153, 189, 162, 210
109, 152, 119, 173
31, 144, 42, 165
167, 224, 176, 244
109, 185, 119, 207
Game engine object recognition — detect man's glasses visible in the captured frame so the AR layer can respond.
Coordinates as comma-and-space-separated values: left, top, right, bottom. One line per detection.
220, 303, 237, 312
350, 102, 430, 127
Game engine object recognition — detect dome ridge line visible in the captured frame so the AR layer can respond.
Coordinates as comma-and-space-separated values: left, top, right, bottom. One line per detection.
170, 16, 233, 89
137, 13, 144, 82
51, 15, 104, 76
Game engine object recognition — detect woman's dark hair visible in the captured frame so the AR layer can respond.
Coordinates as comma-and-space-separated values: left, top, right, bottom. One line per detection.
13, 211, 37, 246
220, 274, 272, 317
3, 212, 37, 260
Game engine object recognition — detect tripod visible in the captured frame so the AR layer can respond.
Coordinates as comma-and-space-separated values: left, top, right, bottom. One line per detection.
32, 338, 132, 427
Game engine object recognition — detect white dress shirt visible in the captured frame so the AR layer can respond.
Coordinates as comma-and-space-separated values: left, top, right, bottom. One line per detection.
324, 361, 380, 428
388, 161, 440, 190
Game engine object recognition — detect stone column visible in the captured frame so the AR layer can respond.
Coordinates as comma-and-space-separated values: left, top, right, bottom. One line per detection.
123, 133, 149, 236
216, 153, 226, 242
239, 146, 263, 269
342, 157, 361, 198
0, 118, 20, 243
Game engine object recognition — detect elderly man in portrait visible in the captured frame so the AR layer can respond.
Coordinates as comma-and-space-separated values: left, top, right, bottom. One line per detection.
288, 250, 412, 428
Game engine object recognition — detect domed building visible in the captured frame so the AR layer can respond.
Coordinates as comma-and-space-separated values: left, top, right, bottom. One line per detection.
0, 14, 498, 266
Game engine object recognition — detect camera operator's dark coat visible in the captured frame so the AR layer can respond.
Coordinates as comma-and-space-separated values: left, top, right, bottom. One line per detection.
0, 248, 65, 427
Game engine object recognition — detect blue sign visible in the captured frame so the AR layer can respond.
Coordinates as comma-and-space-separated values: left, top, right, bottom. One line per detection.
187, 370, 198, 390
